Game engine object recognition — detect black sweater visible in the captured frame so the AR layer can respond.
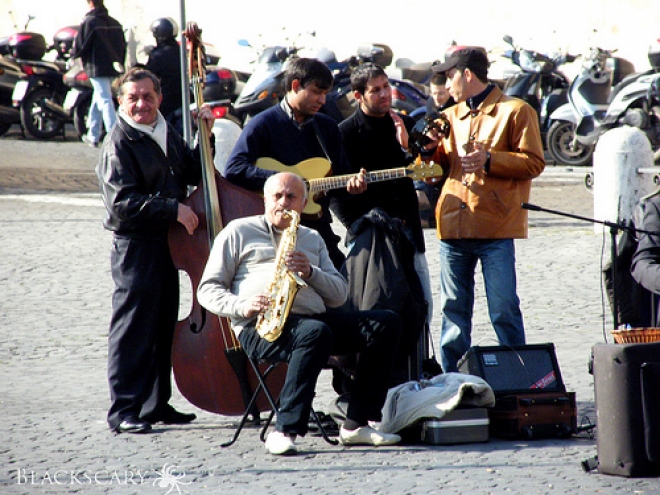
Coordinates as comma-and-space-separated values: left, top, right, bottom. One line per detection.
334, 108, 425, 253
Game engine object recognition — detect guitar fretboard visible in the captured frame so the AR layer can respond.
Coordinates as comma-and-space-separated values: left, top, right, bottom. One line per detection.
307, 168, 410, 193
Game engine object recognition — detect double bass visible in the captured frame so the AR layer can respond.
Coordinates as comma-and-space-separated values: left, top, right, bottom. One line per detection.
168, 22, 284, 418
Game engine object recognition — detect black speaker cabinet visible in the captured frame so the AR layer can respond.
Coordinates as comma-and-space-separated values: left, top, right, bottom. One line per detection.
592, 342, 660, 477
458, 343, 566, 396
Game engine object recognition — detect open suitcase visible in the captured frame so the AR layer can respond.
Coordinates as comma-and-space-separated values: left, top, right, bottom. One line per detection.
458, 343, 577, 439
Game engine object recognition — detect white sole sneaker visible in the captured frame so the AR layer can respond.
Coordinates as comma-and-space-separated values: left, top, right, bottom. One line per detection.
265, 431, 297, 455
339, 425, 401, 446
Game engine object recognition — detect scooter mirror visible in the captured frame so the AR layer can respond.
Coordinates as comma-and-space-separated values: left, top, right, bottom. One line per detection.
503, 35, 513, 46
238, 39, 250, 48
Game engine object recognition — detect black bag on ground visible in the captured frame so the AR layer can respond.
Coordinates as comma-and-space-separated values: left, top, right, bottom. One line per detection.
590, 342, 660, 477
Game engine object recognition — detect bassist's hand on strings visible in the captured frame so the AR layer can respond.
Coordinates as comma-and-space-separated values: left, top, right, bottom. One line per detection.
192, 104, 215, 134
177, 203, 199, 234
346, 168, 368, 194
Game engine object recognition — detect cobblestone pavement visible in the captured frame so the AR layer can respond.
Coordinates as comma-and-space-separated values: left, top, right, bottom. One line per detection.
1, 133, 659, 494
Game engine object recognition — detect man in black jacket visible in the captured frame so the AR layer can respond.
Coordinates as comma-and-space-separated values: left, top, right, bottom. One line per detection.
72, 0, 126, 147
96, 67, 214, 434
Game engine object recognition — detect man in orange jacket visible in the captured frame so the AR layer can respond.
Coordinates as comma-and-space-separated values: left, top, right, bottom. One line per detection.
428, 47, 545, 372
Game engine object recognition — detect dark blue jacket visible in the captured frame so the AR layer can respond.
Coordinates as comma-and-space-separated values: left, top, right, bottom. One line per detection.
73, 6, 126, 78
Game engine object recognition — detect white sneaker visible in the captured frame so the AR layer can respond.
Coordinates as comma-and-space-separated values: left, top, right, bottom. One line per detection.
339, 425, 401, 446
265, 430, 297, 455
81, 135, 98, 148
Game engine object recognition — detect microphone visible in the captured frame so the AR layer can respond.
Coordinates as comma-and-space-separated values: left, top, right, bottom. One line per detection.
521, 202, 542, 211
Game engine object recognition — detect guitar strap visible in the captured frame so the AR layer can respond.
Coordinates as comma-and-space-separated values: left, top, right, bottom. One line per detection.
312, 119, 334, 170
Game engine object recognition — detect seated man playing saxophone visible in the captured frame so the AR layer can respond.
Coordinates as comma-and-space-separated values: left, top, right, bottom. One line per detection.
198, 172, 402, 455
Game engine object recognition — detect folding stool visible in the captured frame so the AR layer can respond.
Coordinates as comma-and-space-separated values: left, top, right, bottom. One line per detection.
221, 351, 338, 447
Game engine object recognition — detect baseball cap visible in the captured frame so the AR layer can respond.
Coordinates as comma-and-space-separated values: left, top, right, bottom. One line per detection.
431, 46, 489, 80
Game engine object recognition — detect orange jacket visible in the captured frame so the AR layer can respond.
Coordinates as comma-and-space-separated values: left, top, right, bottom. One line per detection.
432, 85, 545, 239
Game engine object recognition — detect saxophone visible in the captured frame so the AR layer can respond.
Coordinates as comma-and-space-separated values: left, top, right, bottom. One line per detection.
255, 210, 307, 342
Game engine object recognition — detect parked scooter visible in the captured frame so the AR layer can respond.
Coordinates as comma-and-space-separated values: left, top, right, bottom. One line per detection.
501, 35, 577, 143
50, 58, 101, 139
320, 43, 425, 122
387, 58, 433, 117
546, 46, 635, 166
7, 24, 76, 139
586, 42, 660, 162
317, 45, 375, 122
0, 55, 25, 136
390, 77, 428, 116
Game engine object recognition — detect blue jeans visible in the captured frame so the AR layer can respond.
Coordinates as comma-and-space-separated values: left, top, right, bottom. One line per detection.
87, 77, 116, 143
438, 239, 525, 372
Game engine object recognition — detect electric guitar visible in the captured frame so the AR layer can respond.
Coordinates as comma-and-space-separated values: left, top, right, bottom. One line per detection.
256, 157, 445, 218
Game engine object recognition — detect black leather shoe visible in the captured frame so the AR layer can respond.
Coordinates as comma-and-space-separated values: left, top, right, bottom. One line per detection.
143, 406, 196, 425
115, 417, 152, 434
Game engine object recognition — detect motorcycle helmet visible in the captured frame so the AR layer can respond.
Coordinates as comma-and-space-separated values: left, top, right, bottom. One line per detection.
53, 26, 78, 61
150, 17, 179, 43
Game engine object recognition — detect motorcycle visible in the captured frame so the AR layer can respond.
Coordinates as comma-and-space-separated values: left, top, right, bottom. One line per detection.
546, 46, 636, 166
387, 57, 434, 118
390, 76, 428, 116
321, 43, 425, 122
588, 41, 660, 162
500, 35, 577, 143
46, 59, 99, 139
7, 24, 76, 139
0, 55, 25, 136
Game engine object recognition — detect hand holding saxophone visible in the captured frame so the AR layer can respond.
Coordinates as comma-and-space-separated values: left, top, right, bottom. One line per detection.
285, 251, 312, 279
243, 250, 311, 320
243, 294, 272, 319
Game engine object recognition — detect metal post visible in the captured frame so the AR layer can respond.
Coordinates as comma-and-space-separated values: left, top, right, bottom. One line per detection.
179, 0, 192, 145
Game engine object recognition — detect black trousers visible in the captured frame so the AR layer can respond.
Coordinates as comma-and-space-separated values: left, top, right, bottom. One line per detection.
106, 236, 178, 430
238, 309, 401, 436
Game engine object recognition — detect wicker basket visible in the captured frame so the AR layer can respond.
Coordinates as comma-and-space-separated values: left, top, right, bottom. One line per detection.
611, 327, 660, 344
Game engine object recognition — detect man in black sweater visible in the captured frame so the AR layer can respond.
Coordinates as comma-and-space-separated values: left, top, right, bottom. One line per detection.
332, 63, 433, 382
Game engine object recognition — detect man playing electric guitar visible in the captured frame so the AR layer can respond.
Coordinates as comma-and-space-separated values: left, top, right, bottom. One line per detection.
224, 58, 366, 269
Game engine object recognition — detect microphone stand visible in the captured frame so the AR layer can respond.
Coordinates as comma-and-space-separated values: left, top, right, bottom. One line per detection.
521, 202, 657, 329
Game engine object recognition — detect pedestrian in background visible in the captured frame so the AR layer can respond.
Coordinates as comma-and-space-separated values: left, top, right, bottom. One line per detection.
72, 0, 126, 147
145, 17, 184, 135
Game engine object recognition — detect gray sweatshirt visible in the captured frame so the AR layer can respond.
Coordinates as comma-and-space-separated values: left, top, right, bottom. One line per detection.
197, 215, 348, 334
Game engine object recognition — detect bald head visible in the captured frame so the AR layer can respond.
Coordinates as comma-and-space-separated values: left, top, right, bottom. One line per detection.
263, 173, 308, 229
